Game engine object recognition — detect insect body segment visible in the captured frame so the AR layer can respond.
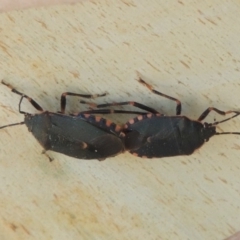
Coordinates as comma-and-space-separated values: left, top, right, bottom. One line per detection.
125, 78, 240, 158
0, 81, 125, 161
124, 115, 216, 158
1, 77, 240, 160
82, 77, 240, 159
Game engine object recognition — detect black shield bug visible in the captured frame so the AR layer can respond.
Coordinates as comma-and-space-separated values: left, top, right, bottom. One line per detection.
81, 77, 240, 158
0, 81, 127, 161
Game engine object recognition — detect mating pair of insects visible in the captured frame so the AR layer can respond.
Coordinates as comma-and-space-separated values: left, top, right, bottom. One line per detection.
0, 78, 240, 161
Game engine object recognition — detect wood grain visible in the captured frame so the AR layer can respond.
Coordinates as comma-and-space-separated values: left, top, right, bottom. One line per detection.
0, 1, 240, 239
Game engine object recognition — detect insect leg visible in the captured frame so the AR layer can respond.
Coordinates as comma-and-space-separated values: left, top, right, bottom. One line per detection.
138, 78, 182, 115
198, 107, 240, 121
60, 91, 107, 114
1, 80, 43, 113
75, 109, 147, 115
0, 121, 25, 130
80, 100, 159, 114
42, 150, 54, 162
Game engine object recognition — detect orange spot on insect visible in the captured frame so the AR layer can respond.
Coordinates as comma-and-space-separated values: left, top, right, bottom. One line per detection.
83, 114, 90, 118
95, 116, 101, 122
119, 132, 125, 137
2, 81, 13, 89
142, 155, 148, 158
139, 78, 153, 90
92, 94, 99, 99
81, 142, 88, 149
132, 153, 139, 157
115, 125, 121, 132
146, 84, 153, 90
128, 119, 135, 124
89, 103, 97, 108
137, 115, 143, 121
147, 113, 153, 118
106, 120, 112, 127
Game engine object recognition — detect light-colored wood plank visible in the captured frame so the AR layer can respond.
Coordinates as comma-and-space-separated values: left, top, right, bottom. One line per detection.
0, 1, 240, 239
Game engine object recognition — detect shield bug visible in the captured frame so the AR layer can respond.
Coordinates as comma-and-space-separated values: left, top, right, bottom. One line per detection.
0, 81, 127, 161
81, 78, 240, 158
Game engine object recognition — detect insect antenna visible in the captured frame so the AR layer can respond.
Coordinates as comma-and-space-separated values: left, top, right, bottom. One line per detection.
0, 96, 25, 130
210, 112, 240, 135
215, 132, 240, 135
0, 122, 25, 130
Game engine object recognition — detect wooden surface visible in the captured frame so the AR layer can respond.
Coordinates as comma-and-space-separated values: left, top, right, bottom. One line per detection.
0, 1, 240, 239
